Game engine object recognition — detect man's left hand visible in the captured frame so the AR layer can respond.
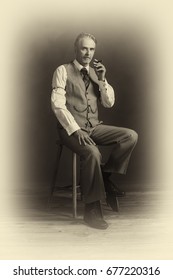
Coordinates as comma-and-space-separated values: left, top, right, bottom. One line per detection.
93, 59, 106, 81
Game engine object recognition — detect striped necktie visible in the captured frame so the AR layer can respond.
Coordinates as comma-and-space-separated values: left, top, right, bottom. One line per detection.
80, 68, 90, 90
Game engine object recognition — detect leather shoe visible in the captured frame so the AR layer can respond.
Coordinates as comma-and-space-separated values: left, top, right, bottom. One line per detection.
102, 170, 125, 197
84, 201, 108, 230
106, 192, 119, 212
105, 179, 125, 197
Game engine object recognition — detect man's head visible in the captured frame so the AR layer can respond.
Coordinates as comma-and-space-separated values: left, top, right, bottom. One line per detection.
74, 33, 97, 66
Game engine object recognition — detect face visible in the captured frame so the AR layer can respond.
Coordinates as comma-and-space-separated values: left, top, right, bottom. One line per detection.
75, 37, 96, 66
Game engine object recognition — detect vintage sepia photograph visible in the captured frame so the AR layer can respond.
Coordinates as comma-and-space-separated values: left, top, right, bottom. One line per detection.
0, 0, 173, 261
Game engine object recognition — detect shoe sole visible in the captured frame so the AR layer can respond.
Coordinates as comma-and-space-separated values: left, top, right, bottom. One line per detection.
84, 219, 108, 230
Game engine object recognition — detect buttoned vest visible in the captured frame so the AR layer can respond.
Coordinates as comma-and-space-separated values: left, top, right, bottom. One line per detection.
63, 62, 101, 130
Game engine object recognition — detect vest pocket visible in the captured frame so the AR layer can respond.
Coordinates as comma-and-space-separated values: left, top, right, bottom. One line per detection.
73, 105, 87, 113
88, 104, 97, 114
74, 104, 97, 114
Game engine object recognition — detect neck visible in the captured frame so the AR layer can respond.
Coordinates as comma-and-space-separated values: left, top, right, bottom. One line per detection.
81, 63, 89, 68
76, 59, 89, 67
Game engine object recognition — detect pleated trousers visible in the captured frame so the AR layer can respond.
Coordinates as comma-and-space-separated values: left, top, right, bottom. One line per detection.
59, 124, 138, 203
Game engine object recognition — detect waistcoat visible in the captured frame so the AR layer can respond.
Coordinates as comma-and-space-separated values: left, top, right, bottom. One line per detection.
63, 62, 101, 130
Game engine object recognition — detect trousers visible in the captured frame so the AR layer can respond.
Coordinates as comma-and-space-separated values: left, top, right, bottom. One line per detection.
59, 124, 138, 204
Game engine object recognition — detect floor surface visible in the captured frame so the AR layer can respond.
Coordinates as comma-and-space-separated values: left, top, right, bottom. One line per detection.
1, 185, 173, 260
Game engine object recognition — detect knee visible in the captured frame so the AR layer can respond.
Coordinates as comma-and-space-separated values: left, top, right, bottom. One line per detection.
82, 146, 102, 162
127, 129, 138, 146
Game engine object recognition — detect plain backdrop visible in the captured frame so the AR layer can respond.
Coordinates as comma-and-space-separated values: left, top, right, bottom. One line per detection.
1, 0, 173, 261
14, 22, 158, 194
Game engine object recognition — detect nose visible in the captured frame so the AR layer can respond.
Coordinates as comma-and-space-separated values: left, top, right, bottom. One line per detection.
86, 49, 90, 56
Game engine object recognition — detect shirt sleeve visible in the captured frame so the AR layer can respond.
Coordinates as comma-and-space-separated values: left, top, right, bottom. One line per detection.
51, 65, 80, 136
98, 79, 115, 108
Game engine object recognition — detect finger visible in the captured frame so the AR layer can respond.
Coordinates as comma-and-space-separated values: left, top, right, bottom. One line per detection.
79, 136, 92, 145
93, 63, 103, 68
94, 59, 103, 63
94, 67, 105, 73
85, 138, 92, 145
81, 137, 87, 145
85, 137, 96, 145
78, 135, 82, 145
79, 135, 87, 145
95, 65, 104, 71
88, 137, 96, 145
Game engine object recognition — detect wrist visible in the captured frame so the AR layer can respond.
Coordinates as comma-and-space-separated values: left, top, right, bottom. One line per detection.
98, 76, 106, 82
98, 74, 106, 81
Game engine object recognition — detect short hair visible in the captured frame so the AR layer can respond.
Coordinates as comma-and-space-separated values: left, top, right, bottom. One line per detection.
74, 32, 97, 48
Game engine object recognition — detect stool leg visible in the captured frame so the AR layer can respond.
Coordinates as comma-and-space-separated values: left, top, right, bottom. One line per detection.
72, 153, 77, 218
47, 144, 63, 207
115, 196, 119, 212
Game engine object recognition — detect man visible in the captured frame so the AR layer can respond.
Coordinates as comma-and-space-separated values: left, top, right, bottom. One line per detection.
51, 32, 138, 230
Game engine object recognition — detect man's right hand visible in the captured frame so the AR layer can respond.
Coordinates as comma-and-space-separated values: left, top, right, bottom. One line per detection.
73, 130, 96, 145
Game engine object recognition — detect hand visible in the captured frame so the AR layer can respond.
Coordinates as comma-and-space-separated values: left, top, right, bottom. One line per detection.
73, 129, 96, 145
93, 59, 106, 81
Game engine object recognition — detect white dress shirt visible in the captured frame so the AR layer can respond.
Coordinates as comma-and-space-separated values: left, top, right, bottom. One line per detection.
51, 59, 115, 135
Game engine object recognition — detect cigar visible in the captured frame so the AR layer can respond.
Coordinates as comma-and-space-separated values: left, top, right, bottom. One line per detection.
94, 59, 103, 63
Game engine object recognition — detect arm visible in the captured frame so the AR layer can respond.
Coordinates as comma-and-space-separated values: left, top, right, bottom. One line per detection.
93, 59, 115, 108
51, 65, 80, 136
99, 80, 115, 108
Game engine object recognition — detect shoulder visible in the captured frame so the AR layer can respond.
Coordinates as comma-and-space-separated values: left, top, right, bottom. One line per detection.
54, 62, 75, 75
52, 64, 69, 86
54, 64, 66, 74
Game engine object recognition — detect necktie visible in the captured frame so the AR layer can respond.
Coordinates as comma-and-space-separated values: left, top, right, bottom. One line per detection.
80, 68, 90, 90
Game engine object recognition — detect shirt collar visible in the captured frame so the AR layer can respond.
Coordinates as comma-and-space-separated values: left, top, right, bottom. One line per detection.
73, 59, 90, 73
